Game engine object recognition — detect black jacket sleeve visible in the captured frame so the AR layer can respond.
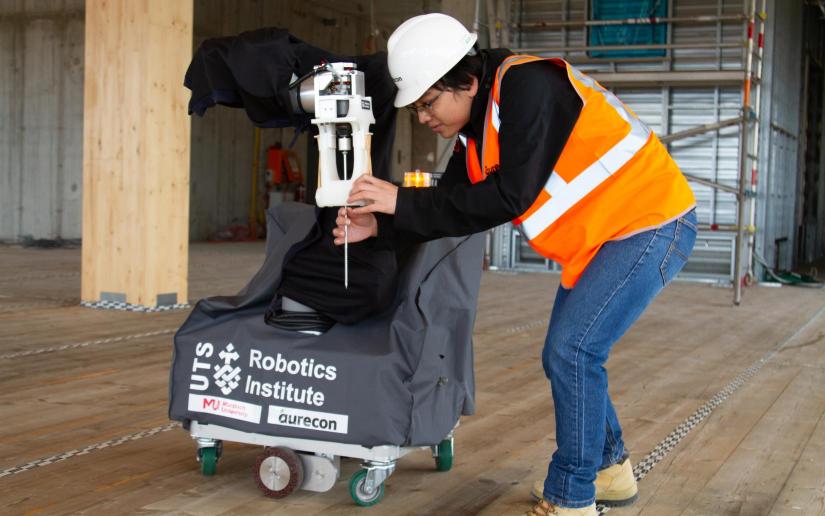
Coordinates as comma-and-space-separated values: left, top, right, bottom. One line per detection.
393, 60, 583, 240
375, 141, 470, 244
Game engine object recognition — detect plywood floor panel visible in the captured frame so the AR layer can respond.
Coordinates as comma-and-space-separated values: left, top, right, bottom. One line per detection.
2, 242, 825, 515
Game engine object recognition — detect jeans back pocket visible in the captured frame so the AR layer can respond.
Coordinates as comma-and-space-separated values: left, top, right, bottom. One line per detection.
659, 210, 697, 286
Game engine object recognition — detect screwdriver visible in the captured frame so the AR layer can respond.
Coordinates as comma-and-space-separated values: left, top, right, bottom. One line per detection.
344, 213, 349, 289
342, 146, 349, 290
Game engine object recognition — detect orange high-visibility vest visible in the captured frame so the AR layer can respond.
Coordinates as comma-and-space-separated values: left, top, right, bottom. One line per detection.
459, 55, 695, 288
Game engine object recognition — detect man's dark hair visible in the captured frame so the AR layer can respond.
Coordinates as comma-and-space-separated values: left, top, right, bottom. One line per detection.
433, 52, 484, 91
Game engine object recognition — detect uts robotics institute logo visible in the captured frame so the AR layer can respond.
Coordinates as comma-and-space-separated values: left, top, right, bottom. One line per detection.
213, 343, 241, 395
186, 342, 348, 432
189, 341, 241, 395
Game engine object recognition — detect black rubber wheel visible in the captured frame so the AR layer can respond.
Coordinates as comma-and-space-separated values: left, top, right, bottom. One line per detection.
254, 447, 304, 498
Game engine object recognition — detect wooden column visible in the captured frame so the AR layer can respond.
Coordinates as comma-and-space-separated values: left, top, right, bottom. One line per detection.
81, 0, 193, 307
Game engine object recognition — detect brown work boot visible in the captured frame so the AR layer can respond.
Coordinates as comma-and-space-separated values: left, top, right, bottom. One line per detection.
530, 458, 638, 507
525, 499, 598, 516
593, 457, 638, 506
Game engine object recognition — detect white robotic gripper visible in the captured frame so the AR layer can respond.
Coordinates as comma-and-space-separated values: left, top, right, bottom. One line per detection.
301, 63, 375, 207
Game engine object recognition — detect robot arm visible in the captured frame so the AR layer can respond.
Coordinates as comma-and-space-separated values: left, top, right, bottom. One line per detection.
287, 63, 375, 208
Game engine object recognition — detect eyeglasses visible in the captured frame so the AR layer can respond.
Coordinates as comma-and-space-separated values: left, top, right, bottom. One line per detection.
406, 90, 444, 115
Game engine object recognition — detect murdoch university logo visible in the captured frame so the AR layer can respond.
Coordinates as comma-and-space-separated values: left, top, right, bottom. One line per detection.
213, 343, 241, 395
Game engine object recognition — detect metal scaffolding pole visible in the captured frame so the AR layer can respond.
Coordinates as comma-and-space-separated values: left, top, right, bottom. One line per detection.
733, 0, 758, 305
746, 0, 768, 288
514, 41, 742, 54
683, 174, 739, 195
659, 116, 744, 144
515, 13, 746, 30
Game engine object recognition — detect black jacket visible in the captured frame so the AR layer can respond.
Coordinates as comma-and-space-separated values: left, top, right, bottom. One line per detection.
392, 49, 583, 240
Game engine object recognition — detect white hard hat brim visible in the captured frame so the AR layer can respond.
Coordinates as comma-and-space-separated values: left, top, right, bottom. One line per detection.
392, 32, 478, 108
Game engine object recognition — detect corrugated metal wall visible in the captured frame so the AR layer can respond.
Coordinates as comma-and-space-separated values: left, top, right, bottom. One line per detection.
0, 0, 85, 242
797, 3, 825, 268
757, 0, 803, 272
493, 0, 806, 282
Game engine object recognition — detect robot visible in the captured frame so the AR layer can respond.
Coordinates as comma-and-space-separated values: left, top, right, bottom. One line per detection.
289, 62, 375, 208
174, 59, 482, 507
287, 62, 376, 288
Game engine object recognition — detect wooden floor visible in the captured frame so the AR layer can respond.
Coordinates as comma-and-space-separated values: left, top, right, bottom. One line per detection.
2, 242, 825, 516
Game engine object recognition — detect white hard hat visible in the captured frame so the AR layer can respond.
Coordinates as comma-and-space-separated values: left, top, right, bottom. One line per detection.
387, 13, 478, 108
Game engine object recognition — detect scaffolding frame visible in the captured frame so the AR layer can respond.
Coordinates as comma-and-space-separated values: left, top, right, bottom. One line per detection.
501, 0, 769, 304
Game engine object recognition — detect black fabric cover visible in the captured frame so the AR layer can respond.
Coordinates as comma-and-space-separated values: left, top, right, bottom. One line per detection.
274, 208, 405, 324
183, 29, 403, 323
168, 203, 484, 447
185, 28, 398, 182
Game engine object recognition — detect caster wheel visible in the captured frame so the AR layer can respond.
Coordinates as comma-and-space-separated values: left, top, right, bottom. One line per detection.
255, 447, 304, 498
198, 446, 218, 476
349, 469, 385, 507
435, 438, 453, 472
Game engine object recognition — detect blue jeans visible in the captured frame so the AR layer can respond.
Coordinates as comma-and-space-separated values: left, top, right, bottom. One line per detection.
541, 209, 697, 508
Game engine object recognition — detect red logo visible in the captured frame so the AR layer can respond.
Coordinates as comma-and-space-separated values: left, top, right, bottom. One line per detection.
203, 398, 220, 410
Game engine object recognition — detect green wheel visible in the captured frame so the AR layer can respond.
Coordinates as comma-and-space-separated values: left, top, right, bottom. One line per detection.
349, 469, 385, 507
199, 446, 218, 476
435, 439, 453, 472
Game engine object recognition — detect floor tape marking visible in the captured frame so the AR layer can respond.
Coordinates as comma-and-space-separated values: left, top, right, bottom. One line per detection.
0, 329, 177, 359
0, 423, 179, 479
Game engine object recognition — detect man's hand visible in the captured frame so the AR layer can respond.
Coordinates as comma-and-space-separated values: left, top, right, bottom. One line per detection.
333, 207, 378, 245
347, 175, 398, 215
